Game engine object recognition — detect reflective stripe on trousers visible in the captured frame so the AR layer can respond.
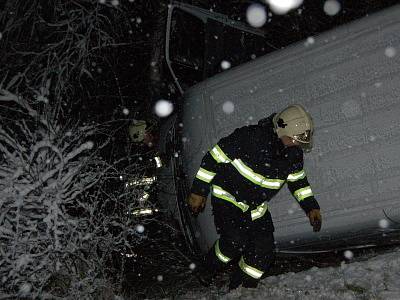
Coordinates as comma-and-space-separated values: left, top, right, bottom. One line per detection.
239, 256, 264, 279
214, 239, 231, 263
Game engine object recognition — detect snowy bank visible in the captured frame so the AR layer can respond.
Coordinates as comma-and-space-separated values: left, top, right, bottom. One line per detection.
181, 247, 400, 300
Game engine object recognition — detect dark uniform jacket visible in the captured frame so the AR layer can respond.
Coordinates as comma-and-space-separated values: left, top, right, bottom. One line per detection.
191, 114, 320, 223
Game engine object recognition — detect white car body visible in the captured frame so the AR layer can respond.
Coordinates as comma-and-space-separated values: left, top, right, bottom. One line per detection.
158, 4, 400, 254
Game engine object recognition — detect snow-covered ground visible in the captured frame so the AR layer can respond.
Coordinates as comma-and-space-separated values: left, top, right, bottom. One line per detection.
181, 247, 400, 299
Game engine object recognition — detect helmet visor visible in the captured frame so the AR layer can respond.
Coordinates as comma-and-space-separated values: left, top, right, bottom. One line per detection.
293, 130, 313, 153
293, 130, 312, 143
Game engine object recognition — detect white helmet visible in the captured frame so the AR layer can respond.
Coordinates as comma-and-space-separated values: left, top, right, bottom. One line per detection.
129, 120, 147, 143
273, 104, 314, 152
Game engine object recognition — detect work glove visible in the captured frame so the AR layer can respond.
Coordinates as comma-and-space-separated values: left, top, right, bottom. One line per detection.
188, 193, 207, 216
307, 209, 322, 232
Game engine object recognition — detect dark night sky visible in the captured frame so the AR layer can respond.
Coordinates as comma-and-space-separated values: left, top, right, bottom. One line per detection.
200, 0, 400, 58
64, 0, 400, 123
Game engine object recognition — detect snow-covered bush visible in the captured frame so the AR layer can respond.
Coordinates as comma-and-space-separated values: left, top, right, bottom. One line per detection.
0, 1, 148, 298
0, 1, 192, 298
0, 89, 137, 298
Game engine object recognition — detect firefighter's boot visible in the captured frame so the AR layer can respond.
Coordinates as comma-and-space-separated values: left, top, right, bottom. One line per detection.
228, 266, 243, 290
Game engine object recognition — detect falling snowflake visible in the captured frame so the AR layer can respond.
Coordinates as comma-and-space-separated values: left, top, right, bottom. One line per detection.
323, 0, 341, 16
384, 47, 397, 58
266, 0, 303, 15
304, 36, 315, 47
305, 275, 312, 282
122, 108, 129, 115
246, 4, 267, 28
379, 219, 389, 229
154, 99, 174, 117
135, 224, 145, 233
85, 141, 94, 150
222, 101, 235, 114
99, 0, 106, 4
157, 275, 163, 282
111, 0, 119, 6
189, 263, 196, 270
221, 60, 231, 70
344, 250, 354, 260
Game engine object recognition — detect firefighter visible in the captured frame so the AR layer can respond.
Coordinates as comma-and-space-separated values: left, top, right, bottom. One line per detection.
128, 118, 163, 166
187, 104, 322, 289
128, 119, 158, 148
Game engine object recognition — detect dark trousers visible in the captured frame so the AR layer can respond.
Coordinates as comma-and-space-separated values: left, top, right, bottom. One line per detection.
205, 197, 275, 288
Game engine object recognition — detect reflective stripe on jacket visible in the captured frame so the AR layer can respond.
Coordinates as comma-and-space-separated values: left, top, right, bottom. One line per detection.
191, 114, 320, 214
